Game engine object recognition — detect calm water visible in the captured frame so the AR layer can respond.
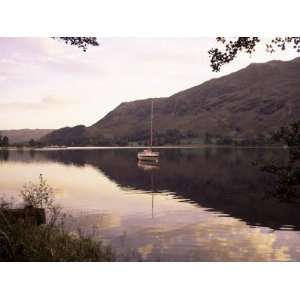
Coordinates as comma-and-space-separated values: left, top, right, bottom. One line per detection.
1, 147, 300, 261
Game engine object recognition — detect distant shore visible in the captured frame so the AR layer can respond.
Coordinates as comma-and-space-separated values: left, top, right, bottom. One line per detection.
0, 144, 288, 151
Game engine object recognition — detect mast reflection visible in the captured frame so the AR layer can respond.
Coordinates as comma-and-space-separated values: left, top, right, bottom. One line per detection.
138, 160, 160, 218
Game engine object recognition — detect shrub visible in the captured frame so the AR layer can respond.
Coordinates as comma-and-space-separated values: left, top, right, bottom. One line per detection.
0, 175, 114, 262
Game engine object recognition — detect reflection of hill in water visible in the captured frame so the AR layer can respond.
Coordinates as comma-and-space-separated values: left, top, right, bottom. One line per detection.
2, 148, 300, 230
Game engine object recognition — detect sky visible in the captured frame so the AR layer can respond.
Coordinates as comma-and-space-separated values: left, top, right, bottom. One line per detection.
0, 37, 299, 130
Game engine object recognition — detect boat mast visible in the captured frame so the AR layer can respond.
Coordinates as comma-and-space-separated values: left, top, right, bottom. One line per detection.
150, 99, 153, 150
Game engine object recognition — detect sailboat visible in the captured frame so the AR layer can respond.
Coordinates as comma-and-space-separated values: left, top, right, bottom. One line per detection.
137, 100, 159, 162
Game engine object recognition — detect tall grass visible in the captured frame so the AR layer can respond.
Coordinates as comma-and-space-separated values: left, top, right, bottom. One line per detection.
0, 175, 114, 262
0, 220, 113, 262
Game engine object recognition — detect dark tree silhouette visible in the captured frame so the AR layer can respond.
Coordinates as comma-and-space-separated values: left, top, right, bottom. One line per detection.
273, 121, 300, 147
261, 121, 300, 203
29, 139, 36, 147
0, 135, 9, 147
209, 37, 300, 72
52, 37, 99, 51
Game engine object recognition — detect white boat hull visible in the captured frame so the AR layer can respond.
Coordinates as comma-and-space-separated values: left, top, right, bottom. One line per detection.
137, 151, 159, 162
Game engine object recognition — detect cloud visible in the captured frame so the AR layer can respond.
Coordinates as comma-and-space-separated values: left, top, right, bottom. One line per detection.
0, 95, 75, 111
41, 95, 79, 106
0, 95, 86, 129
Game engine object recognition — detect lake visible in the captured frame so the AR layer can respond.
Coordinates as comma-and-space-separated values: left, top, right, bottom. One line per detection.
1, 147, 300, 261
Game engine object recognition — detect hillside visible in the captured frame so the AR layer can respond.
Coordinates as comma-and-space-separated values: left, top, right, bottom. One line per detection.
0, 129, 53, 144
42, 57, 300, 146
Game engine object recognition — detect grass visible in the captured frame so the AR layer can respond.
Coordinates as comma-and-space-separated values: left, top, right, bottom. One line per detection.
0, 220, 114, 262
0, 175, 114, 262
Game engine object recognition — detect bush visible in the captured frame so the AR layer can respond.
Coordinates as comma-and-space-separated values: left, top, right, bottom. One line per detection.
0, 175, 114, 262
20, 174, 61, 225
0, 220, 113, 262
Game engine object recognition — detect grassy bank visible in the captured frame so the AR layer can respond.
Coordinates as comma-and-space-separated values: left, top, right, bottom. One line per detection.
0, 175, 114, 262
0, 219, 114, 262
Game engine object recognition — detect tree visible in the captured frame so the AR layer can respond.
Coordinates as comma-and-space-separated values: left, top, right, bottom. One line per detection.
273, 121, 300, 147
52, 37, 99, 52
0, 135, 9, 147
2, 136, 9, 147
209, 37, 300, 72
29, 139, 36, 147
260, 121, 300, 203
204, 132, 212, 144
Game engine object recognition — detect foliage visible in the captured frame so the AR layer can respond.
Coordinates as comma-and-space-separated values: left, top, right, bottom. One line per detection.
0, 221, 113, 262
29, 139, 44, 148
0, 175, 114, 261
52, 37, 99, 52
0, 135, 9, 147
20, 174, 62, 226
209, 37, 300, 72
261, 158, 300, 203
29, 139, 36, 147
209, 37, 260, 72
204, 132, 212, 144
156, 129, 183, 145
260, 121, 300, 203
272, 121, 300, 147
21, 174, 54, 209
266, 37, 300, 54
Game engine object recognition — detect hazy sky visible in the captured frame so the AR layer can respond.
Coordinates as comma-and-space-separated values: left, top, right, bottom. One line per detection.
0, 37, 299, 129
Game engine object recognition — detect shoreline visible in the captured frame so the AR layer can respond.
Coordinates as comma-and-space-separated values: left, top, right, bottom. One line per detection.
0, 145, 288, 151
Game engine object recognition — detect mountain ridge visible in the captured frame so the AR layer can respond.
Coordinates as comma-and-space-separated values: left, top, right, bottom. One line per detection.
41, 57, 300, 146
0, 129, 53, 144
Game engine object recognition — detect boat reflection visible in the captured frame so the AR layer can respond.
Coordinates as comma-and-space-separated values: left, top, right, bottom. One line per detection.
137, 160, 158, 218
137, 160, 160, 171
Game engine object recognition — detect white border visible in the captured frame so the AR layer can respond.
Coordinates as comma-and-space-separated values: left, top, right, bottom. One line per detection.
0, 0, 299, 36
1, 263, 300, 300
1, 1, 300, 299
